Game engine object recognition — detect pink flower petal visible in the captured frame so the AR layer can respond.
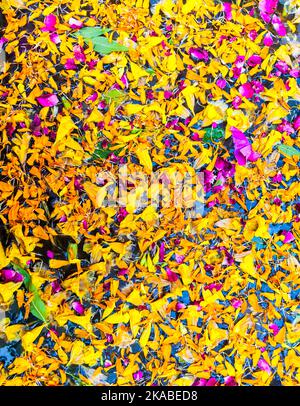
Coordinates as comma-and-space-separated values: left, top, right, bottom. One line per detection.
64, 58, 77, 70
166, 267, 179, 282
258, 358, 271, 374
51, 280, 62, 294
133, 370, 143, 381
263, 33, 274, 47
74, 45, 86, 63
47, 250, 55, 259
231, 127, 260, 166
224, 376, 238, 386
41, 14, 57, 32
50, 32, 61, 44
231, 298, 242, 308
272, 15, 287, 36
1, 269, 24, 283
239, 82, 254, 99
259, 0, 278, 14
294, 116, 300, 131
159, 243, 165, 262
216, 78, 227, 89
36, 94, 59, 107
72, 301, 85, 315
189, 48, 209, 62
69, 18, 84, 29
269, 323, 279, 336
282, 230, 295, 244
248, 55, 262, 67
223, 2, 232, 20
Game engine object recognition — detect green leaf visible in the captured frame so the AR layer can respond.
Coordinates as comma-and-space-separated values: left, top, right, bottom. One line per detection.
74, 26, 111, 39
203, 126, 224, 143
92, 142, 123, 161
277, 144, 300, 157
30, 293, 48, 323
13, 264, 48, 323
62, 96, 72, 110
90, 37, 128, 55
103, 89, 125, 103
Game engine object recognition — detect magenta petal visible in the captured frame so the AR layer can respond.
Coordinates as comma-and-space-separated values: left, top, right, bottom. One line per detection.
133, 371, 143, 381
51, 280, 62, 294
166, 267, 178, 282
259, 0, 278, 14
239, 82, 254, 98
37, 94, 59, 107
224, 376, 238, 386
1, 269, 23, 283
46, 250, 55, 259
192, 378, 207, 386
206, 377, 217, 386
263, 33, 274, 47
159, 243, 165, 262
223, 2, 232, 20
72, 301, 85, 315
86, 92, 98, 102
69, 18, 84, 29
41, 14, 57, 32
282, 230, 295, 244
269, 323, 280, 336
50, 32, 60, 44
258, 358, 271, 374
216, 78, 227, 89
73, 45, 86, 63
294, 116, 300, 131
65, 58, 77, 70
231, 127, 260, 166
248, 55, 262, 67
189, 48, 209, 62
272, 15, 287, 36
231, 298, 242, 309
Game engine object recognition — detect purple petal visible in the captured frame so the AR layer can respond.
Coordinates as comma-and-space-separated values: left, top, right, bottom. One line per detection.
159, 243, 165, 262
1, 269, 23, 283
51, 280, 62, 294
